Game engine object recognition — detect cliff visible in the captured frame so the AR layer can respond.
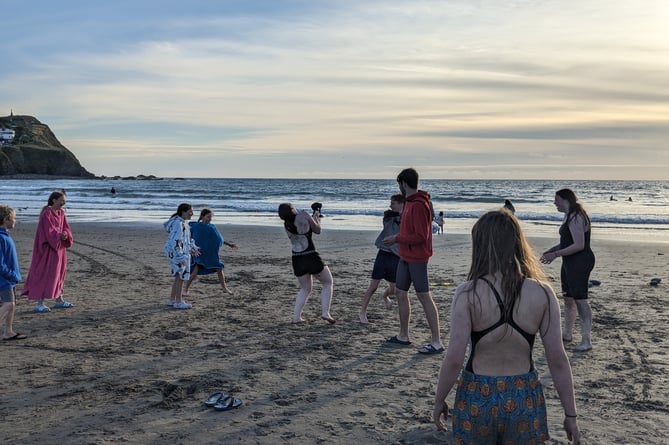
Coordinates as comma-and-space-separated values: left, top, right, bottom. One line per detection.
0, 115, 94, 177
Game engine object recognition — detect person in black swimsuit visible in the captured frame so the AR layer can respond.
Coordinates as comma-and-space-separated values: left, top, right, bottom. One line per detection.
278, 203, 335, 324
541, 189, 595, 352
434, 209, 580, 444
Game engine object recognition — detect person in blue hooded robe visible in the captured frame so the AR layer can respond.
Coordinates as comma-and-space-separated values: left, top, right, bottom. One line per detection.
184, 208, 237, 296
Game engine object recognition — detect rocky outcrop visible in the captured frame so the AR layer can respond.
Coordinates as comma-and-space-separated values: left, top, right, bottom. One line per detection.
0, 115, 94, 177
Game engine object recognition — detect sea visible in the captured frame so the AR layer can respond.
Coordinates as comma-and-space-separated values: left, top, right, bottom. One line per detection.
1, 178, 668, 244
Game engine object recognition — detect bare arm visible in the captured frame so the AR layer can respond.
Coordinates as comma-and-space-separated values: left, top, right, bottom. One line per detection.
540, 284, 581, 443
541, 214, 587, 263
433, 285, 471, 430
294, 210, 321, 235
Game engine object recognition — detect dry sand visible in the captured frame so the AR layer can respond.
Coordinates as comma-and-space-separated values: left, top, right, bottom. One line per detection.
1, 222, 668, 444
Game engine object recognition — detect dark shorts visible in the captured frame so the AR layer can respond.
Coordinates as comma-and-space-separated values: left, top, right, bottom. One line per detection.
0, 287, 16, 303
395, 259, 430, 293
292, 251, 325, 277
452, 369, 549, 445
371, 250, 400, 282
561, 252, 595, 300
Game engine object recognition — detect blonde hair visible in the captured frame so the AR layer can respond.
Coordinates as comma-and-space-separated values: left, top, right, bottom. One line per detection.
0, 205, 15, 223
467, 209, 547, 321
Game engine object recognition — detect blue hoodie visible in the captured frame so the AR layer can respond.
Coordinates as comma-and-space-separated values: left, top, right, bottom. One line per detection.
0, 228, 21, 291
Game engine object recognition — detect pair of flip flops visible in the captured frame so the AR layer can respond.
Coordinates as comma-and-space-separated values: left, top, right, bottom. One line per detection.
204, 392, 243, 411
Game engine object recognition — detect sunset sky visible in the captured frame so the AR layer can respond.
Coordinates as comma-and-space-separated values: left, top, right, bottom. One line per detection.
3, 1, 668, 179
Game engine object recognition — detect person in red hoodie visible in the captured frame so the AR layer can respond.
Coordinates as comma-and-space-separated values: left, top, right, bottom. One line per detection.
383, 168, 444, 354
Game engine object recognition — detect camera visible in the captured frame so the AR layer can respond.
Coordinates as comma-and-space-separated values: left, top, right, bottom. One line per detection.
311, 202, 323, 217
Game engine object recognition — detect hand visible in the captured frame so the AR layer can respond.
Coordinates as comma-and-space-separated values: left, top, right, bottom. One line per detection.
60, 233, 68, 241
540, 251, 556, 264
563, 416, 580, 444
382, 235, 397, 246
433, 400, 449, 431
192, 248, 201, 257
228, 243, 238, 250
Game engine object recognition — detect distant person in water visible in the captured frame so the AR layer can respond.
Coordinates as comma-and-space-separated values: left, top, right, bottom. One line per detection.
541, 189, 595, 352
183, 208, 237, 296
278, 203, 335, 324
164, 203, 200, 309
111, 187, 116, 195
21, 191, 74, 313
359, 194, 405, 324
504, 199, 516, 214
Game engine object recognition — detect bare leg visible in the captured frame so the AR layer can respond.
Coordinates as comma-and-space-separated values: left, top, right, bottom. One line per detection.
317, 266, 335, 323
395, 288, 411, 342
574, 299, 593, 351
216, 269, 233, 294
293, 274, 312, 323
360, 279, 381, 324
382, 283, 395, 309
171, 276, 185, 304
0, 301, 16, 338
563, 297, 577, 342
183, 264, 199, 296
416, 291, 443, 348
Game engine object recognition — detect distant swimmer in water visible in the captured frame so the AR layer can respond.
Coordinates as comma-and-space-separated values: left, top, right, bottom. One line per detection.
111, 187, 116, 195
504, 199, 515, 214
610, 195, 617, 201
627, 197, 632, 202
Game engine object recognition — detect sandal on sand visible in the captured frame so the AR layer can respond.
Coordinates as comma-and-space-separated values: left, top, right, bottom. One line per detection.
204, 392, 229, 407
418, 344, 445, 355
386, 335, 411, 346
214, 395, 243, 411
3, 333, 27, 341
33, 305, 51, 313
53, 301, 74, 308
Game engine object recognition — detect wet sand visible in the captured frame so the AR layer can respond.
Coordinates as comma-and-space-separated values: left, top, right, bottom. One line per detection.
2, 222, 668, 444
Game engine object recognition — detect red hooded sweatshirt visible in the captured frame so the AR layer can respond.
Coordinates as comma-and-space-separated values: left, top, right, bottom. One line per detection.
395, 190, 433, 263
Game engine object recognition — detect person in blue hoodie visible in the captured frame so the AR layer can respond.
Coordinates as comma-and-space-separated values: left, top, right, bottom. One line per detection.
0, 205, 26, 340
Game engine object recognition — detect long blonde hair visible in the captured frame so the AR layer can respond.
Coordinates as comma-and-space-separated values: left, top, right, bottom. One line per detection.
467, 209, 547, 321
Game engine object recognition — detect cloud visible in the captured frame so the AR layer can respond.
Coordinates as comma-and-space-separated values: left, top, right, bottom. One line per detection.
3, 0, 669, 179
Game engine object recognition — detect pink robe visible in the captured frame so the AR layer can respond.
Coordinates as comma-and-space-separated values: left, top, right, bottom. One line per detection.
21, 207, 73, 300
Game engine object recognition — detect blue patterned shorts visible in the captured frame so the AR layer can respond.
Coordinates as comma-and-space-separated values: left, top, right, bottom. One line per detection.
452, 369, 549, 445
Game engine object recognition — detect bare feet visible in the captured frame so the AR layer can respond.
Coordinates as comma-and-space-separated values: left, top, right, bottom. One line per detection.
359, 312, 369, 325
321, 315, 336, 324
291, 317, 305, 324
574, 342, 592, 352
383, 296, 393, 310
222, 286, 234, 295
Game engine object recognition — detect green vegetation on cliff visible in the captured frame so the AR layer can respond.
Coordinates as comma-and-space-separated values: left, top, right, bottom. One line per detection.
0, 114, 94, 177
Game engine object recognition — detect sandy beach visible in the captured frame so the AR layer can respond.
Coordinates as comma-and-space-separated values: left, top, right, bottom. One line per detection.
1, 222, 668, 444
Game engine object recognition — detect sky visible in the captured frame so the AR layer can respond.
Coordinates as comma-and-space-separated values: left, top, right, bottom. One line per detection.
2, 0, 668, 180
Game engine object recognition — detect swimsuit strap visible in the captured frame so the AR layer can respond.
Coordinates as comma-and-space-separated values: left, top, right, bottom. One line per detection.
466, 277, 536, 372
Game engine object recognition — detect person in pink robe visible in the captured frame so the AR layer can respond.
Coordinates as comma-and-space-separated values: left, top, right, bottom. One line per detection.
21, 191, 74, 313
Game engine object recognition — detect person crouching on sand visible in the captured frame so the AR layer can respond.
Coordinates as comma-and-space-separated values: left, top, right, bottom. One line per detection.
278, 203, 335, 324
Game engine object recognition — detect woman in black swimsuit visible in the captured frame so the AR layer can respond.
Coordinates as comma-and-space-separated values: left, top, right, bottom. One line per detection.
278, 203, 335, 324
541, 189, 595, 352
433, 209, 580, 444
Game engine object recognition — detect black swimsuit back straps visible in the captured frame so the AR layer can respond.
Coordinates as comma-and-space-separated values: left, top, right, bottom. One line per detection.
466, 277, 536, 372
